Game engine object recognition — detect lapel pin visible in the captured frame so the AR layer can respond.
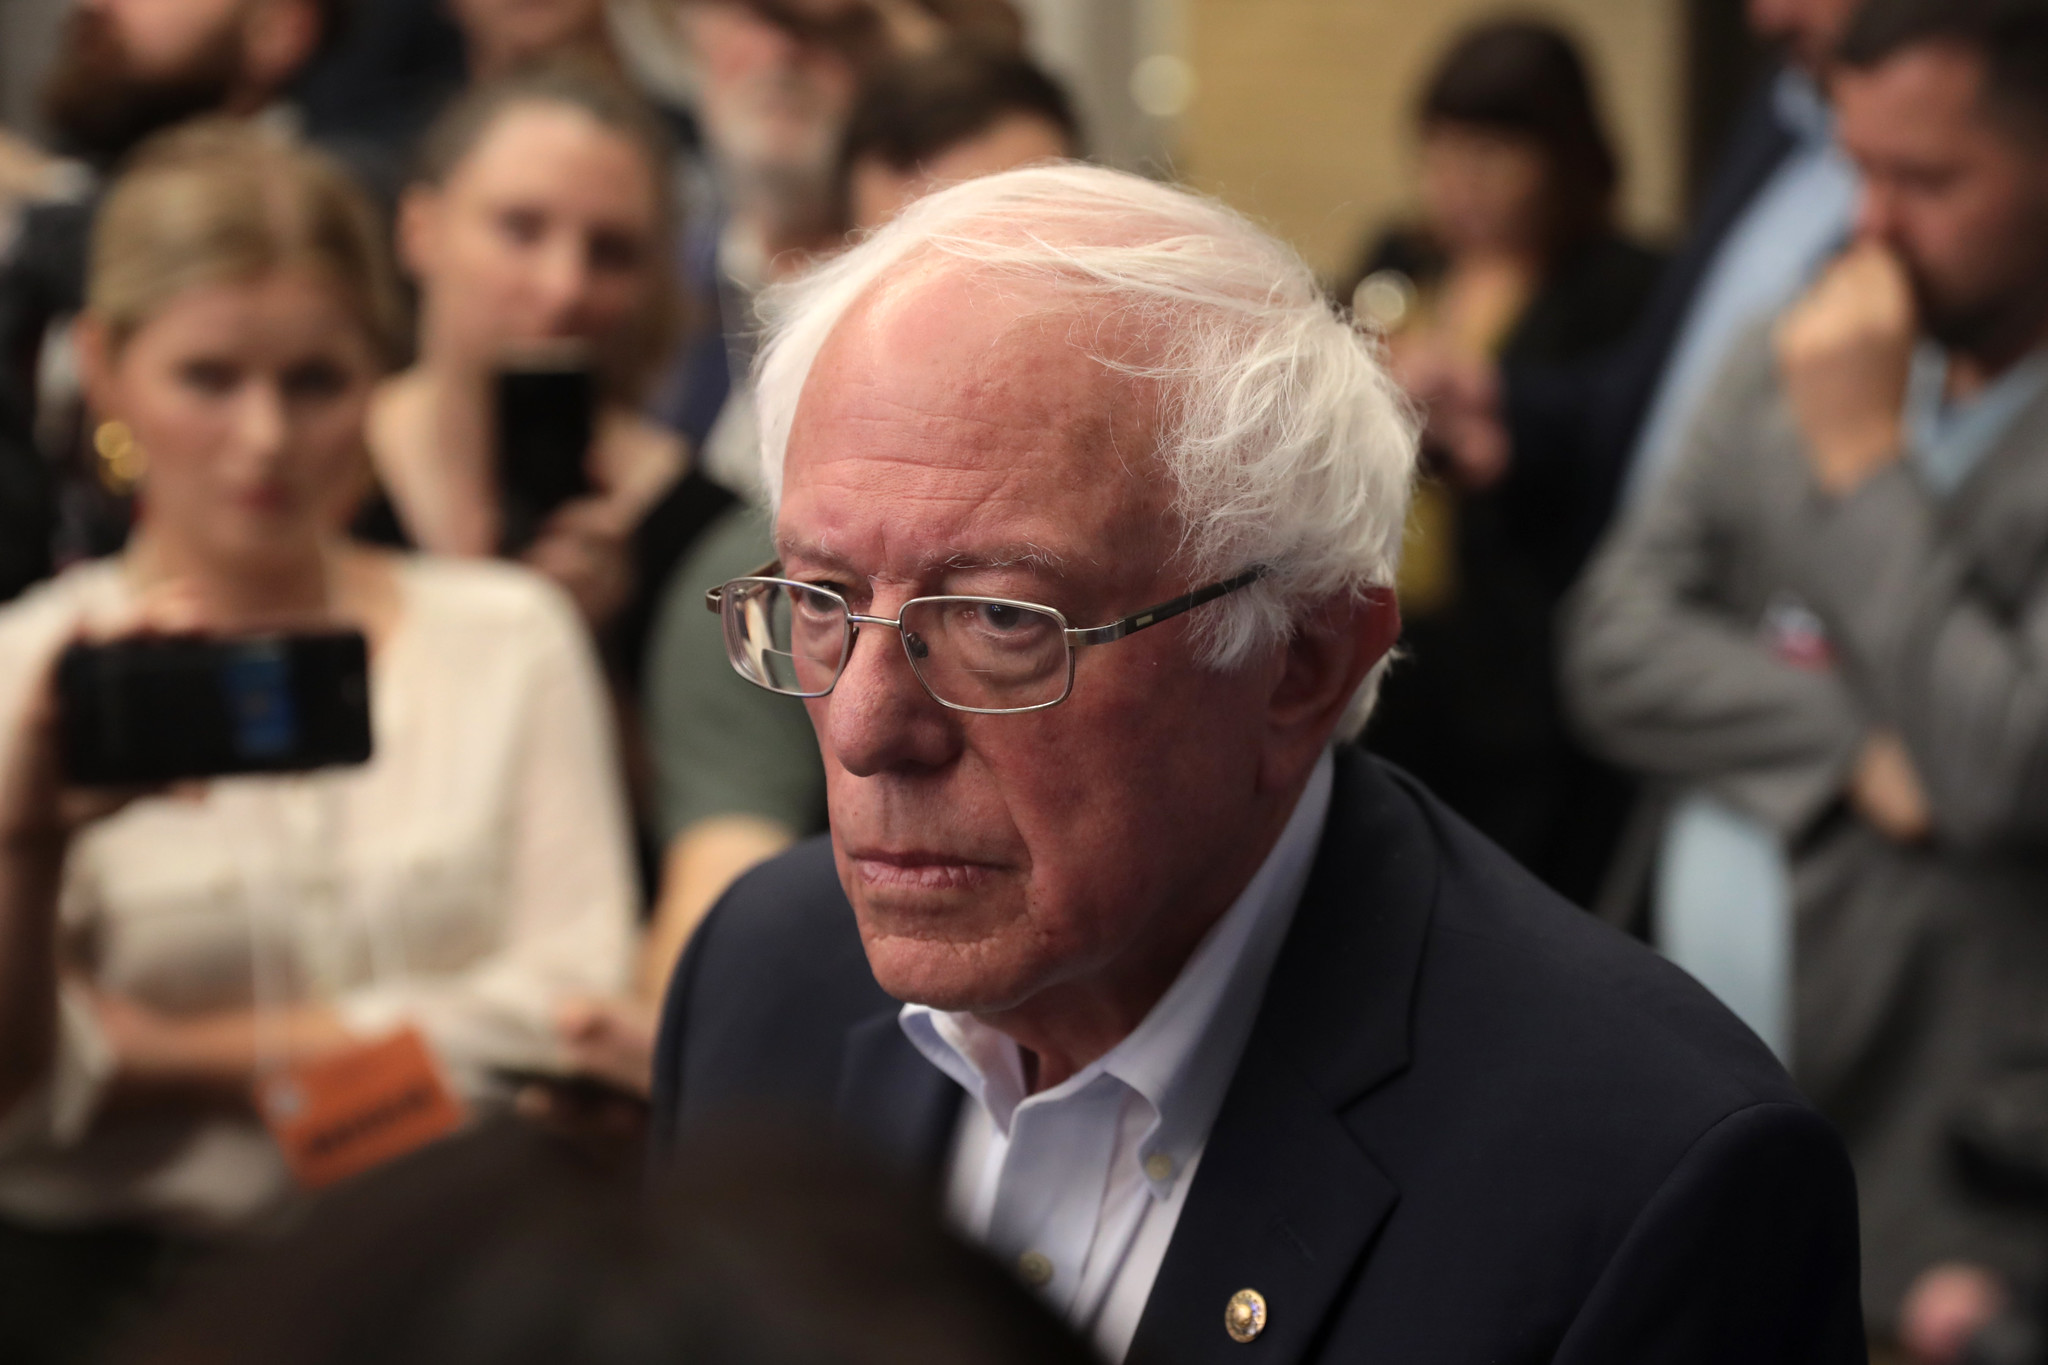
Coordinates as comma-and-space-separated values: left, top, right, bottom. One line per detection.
1225, 1288, 1268, 1343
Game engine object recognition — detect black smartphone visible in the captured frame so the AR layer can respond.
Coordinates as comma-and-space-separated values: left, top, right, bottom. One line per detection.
495, 361, 596, 541
490, 1064, 648, 1112
57, 632, 374, 785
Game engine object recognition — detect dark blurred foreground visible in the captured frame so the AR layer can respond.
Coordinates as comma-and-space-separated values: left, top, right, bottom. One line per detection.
106, 1118, 1096, 1365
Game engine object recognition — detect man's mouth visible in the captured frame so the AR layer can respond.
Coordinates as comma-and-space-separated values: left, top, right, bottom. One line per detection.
845, 848, 1002, 892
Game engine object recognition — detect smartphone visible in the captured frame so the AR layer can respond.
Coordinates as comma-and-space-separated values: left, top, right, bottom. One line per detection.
490, 1064, 647, 1112
57, 632, 374, 785
495, 361, 596, 541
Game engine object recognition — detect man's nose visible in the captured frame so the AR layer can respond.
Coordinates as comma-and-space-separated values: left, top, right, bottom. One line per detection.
1854, 184, 1898, 246
821, 618, 962, 779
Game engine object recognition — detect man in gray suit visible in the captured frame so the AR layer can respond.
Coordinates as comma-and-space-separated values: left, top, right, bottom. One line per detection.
1564, 0, 2048, 1349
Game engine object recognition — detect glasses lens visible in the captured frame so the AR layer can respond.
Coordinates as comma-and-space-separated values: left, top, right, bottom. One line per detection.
900, 598, 1070, 710
722, 580, 849, 696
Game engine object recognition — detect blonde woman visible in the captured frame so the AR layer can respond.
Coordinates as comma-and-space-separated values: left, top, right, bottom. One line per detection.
0, 122, 634, 1360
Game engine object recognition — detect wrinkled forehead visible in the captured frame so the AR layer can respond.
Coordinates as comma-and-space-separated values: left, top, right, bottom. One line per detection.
777, 262, 1177, 579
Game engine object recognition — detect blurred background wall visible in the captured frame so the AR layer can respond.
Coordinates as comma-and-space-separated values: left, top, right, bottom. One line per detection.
0, 0, 67, 136
1176, 0, 1687, 279
1013, 0, 1737, 282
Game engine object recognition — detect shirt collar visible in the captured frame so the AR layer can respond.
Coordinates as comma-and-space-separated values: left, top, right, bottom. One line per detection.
1903, 343, 2048, 497
1772, 68, 1835, 148
900, 749, 1335, 1193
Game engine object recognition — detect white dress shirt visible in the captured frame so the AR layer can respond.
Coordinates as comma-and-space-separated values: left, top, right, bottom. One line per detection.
899, 749, 1334, 1360
0, 556, 636, 1231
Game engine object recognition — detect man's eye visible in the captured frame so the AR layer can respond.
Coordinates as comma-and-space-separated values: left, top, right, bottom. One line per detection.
793, 586, 848, 620
967, 602, 1055, 640
978, 603, 1029, 631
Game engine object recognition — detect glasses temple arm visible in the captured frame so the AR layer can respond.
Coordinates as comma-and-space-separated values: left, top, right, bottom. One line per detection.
1065, 566, 1266, 646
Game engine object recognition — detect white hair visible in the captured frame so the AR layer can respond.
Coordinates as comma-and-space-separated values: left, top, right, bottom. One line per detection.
751, 162, 1418, 737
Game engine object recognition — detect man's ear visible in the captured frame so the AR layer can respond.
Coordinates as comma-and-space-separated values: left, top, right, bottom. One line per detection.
1263, 587, 1400, 769
239, 0, 324, 104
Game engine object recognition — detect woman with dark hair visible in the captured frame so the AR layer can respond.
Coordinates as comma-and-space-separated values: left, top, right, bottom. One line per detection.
1351, 21, 1650, 361
1348, 19, 1661, 909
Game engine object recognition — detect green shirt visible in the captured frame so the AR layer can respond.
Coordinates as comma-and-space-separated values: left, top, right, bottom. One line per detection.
644, 504, 827, 844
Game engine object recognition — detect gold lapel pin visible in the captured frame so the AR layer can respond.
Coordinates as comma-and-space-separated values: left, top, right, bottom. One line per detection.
1225, 1288, 1268, 1343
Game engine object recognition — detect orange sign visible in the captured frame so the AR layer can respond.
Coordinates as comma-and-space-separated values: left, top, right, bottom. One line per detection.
256, 1026, 467, 1189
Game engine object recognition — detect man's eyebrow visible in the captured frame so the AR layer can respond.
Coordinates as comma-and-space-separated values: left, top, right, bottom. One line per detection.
930, 544, 1075, 576
775, 538, 871, 577
776, 538, 1078, 578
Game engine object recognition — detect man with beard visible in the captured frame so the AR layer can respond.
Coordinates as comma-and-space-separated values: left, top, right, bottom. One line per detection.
1564, 0, 2048, 1350
0, 0, 337, 594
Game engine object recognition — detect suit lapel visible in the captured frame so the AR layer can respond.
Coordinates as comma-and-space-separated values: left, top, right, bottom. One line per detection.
834, 1010, 963, 1182
1127, 751, 1438, 1365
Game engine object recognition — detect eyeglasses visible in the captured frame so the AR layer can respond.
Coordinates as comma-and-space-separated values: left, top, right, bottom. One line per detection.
705, 563, 1265, 714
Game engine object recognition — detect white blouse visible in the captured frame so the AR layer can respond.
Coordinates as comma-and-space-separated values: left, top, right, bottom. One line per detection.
0, 555, 636, 1231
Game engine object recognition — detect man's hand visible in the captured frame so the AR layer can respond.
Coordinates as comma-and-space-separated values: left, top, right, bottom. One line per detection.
1849, 730, 1934, 844
1776, 242, 1917, 496
1389, 337, 1510, 491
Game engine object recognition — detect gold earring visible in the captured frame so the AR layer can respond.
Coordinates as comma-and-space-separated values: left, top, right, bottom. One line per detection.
94, 420, 146, 494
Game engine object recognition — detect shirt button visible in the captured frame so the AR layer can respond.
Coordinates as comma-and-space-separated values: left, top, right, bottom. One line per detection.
1144, 1151, 1176, 1183
1017, 1251, 1054, 1287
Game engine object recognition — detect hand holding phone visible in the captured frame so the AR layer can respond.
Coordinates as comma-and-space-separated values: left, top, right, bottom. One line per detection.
57, 631, 374, 786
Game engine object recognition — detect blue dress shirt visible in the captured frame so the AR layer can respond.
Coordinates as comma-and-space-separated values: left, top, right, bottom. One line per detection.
1623, 71, 1860, 506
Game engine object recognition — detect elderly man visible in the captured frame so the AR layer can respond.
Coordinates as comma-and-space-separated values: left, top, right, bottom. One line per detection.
653, 164, 1864, 1363
1566, 0, 2048, 1347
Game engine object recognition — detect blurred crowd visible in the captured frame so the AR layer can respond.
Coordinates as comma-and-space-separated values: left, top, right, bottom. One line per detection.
0, 0, 2045, 1360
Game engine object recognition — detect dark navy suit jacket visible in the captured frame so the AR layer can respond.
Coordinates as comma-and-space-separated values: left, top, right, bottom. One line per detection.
653, 749, 1865, 1363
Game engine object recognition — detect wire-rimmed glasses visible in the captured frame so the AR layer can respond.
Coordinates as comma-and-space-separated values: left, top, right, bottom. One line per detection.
705, 563, 1265, 714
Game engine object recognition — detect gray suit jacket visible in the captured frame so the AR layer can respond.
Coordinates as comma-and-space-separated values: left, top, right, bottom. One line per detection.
1562, 324, 2048, 1323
